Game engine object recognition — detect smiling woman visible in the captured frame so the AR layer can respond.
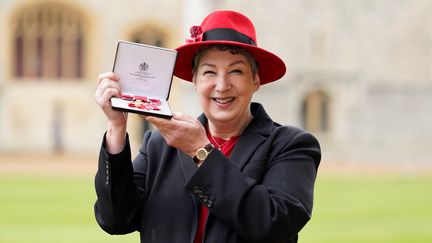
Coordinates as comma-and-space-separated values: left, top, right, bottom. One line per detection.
94, 10, 321, 243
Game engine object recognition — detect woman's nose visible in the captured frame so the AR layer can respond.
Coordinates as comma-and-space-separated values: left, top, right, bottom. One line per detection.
215, 75, 231, 92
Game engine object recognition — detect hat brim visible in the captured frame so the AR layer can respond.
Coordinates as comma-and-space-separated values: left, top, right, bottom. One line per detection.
174, 40, 286, 85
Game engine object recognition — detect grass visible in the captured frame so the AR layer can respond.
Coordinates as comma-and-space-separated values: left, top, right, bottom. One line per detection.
300, 174, 432, 242
0, 175, 139, 243
0, 173, 431, 242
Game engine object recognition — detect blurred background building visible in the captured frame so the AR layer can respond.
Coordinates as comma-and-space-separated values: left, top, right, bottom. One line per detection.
0, 0, 431, 165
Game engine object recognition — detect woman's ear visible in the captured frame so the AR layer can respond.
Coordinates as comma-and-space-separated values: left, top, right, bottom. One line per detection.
253, 74, 260, 92
192, 75, 198, 90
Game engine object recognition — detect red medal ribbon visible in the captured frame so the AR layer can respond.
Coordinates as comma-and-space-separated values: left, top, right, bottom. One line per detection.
121, 95, 161, 111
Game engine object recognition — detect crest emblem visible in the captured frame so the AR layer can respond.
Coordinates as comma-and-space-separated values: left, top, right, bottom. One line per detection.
139, 62, 149, 71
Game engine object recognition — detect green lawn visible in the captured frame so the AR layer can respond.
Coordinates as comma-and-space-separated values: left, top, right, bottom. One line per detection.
0, 175, 139, 243
0, 174, 431, 242
300, 174, 432, 242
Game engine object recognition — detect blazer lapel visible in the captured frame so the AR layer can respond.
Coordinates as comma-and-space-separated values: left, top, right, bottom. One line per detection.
230, 103, 273, 169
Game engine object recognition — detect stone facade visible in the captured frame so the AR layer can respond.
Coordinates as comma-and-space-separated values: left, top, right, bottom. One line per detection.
1, 0, 431, 164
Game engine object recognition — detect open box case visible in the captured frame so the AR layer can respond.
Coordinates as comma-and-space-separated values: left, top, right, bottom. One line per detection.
110, 41, 177, 119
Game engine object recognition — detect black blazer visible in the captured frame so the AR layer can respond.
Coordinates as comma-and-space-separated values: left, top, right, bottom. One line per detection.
94, 103, 321, 243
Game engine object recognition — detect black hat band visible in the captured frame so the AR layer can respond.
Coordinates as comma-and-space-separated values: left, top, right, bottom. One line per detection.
203, 28, 257, 46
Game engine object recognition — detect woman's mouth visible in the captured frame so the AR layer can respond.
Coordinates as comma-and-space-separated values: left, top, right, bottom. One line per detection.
213, 97, 235, 104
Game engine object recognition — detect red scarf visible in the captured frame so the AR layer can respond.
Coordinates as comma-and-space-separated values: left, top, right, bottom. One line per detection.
193, 130, 240, 243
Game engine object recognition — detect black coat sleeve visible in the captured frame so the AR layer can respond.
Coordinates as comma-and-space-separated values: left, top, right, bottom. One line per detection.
94, 133, 150, 234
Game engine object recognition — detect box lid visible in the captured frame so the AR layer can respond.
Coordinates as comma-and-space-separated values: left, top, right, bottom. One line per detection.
112, 41, 177, 100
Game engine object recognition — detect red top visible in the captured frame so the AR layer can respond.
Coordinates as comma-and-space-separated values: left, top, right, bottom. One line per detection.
193, 130, 240, 243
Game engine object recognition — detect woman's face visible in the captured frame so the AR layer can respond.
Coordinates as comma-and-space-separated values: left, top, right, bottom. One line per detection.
193, 48, 260, 127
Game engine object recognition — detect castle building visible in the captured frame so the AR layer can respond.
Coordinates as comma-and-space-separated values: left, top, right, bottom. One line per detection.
1, 0, 431, 165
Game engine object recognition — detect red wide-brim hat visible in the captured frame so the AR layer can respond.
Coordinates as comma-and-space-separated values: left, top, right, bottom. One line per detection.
174, 10, 286, 85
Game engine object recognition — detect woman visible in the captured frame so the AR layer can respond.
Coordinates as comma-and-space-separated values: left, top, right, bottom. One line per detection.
94, 10, 321, 243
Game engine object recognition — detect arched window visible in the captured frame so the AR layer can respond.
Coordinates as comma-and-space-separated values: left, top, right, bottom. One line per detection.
301, 91, 330, 133
129, 25, 167, 47
12, 3, 85, 79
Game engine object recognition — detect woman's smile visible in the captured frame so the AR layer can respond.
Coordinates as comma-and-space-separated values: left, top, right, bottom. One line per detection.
212, 97, 235, 105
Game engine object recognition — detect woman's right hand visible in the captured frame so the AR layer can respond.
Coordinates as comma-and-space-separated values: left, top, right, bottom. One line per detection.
95, 72, 127, 125
95, 72, 128, 154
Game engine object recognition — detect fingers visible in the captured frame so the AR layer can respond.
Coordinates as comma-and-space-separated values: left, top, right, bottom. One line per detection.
95, 73, 122, 108
172, 112, 184, 118
98, 79, 121, 98
101, 88, 119, 108
95, 72, 127, 125
97, 72, 120, 85
98, 75, 121, 94
146, 116, 171, 128
171, 112, 197, 124
145, 112, 209, 156
147, 112, 200, 130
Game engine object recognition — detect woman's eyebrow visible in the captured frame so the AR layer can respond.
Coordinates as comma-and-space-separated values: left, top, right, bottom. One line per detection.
199, 60, 246, 68
229, 60, 247, 67
200, 63, 216, 68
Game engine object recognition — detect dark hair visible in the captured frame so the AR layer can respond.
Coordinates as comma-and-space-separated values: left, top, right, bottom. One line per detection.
192, 45, 258, 77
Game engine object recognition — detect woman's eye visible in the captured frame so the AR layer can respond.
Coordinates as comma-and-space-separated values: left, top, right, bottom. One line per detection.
203, 70, 216, 76
230, 69, 243, 74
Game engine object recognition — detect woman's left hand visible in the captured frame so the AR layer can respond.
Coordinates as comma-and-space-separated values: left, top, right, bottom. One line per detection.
145, 113, 210, 158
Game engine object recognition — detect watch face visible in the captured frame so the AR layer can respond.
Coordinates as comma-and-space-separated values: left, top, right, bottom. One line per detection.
196, 148, 208, 160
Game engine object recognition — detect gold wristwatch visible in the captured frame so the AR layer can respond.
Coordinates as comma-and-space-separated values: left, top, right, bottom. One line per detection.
193, 143, 214, 164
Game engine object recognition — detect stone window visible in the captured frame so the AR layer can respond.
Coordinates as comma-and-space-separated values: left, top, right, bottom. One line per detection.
129, 25, 167, 47
301, 91, 330, 133
12, 3, 85, 79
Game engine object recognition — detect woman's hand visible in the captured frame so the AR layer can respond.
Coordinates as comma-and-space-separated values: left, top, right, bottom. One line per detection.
95, 72, 128, 154
95, 72, 127, 126
145, 113, 210, 157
